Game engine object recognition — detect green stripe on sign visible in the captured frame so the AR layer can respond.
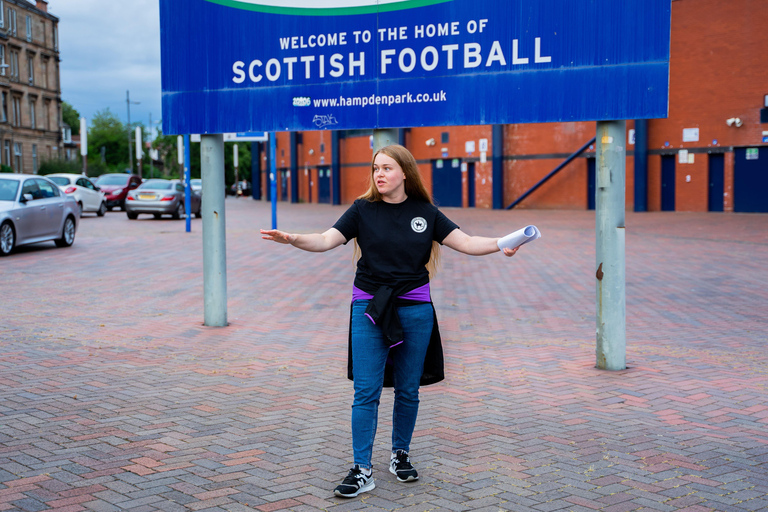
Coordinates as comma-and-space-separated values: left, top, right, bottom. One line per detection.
204, 0, 452, 16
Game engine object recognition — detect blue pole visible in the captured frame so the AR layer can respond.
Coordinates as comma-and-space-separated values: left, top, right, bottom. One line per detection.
270, 132, 277, 229
184, 134, 191, 233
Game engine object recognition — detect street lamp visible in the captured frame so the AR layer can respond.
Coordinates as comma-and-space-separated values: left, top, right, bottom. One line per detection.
126, 90, 140, 172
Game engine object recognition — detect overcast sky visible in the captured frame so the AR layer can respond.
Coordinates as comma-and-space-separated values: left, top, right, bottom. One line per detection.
51, 0, 162, 138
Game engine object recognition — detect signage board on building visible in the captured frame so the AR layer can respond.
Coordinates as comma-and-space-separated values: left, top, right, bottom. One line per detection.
160, 0, 671, 135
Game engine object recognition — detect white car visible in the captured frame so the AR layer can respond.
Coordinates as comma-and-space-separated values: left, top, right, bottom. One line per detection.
46, 174, 107, 217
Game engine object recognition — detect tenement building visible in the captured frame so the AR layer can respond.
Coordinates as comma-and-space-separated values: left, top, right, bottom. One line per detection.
0, 0, 60, 173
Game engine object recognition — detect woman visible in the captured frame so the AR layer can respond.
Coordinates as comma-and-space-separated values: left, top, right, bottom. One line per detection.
261, 144, 519, 498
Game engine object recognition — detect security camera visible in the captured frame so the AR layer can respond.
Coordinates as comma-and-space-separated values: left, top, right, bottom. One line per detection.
425, 138, 436, 146
726, 117, 742, 127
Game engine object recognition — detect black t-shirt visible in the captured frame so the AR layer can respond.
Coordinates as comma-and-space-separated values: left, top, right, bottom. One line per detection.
333, 197, 459, 291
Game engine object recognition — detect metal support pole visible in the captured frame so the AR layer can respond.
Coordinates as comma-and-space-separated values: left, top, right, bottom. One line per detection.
251, 142, 261, 200
595, 120, 626, 370
373, 129, 398, 153
201, 134, 227, 327
184, 134, 191, 233
269, 133, 277, 229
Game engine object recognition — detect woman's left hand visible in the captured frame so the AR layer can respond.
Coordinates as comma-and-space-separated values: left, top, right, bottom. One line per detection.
502, 246, 519, 257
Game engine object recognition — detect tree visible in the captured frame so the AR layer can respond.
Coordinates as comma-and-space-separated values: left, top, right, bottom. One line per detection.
62, 101, 80, 135
87, 108, 129, 170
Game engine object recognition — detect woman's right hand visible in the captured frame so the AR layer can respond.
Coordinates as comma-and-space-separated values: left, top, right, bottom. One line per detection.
260, 229, 296, 244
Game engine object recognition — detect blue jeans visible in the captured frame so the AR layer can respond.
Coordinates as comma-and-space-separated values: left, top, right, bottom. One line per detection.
350, 300, 434, 470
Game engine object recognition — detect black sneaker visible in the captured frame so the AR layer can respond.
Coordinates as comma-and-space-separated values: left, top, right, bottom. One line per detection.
389, 450, 418, 482
334, 465, 375, 498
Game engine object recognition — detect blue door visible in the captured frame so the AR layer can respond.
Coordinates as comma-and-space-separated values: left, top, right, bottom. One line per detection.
661, 155, 676, 211
587, 157, 596, 210
707, 153, 724, 212
432, 159, 462, 208
318, 167, 331, 204
467, 162, 475, 208
734, 148, 768, 213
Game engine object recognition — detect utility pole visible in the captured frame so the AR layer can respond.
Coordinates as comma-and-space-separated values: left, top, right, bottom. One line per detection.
126, 90, 139, 172
148, 113, 154, 179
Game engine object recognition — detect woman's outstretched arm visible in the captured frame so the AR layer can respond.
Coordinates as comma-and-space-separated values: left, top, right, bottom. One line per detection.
260, 227, 347, 253
442, 229, 519, 257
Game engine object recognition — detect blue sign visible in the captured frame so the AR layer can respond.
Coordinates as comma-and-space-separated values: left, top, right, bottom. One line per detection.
160, 0, 670, 135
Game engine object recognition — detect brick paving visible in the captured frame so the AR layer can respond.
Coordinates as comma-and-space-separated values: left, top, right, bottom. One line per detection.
1, 199, 767, 512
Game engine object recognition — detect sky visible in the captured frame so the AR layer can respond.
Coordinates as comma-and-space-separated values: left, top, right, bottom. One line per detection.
51, 0, 162, 139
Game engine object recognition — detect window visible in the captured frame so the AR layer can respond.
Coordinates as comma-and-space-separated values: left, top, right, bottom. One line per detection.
62, 124, 71, 143
441, 132, 449, 143
25, 15, 31, 42
7, 8, 15, 37
21, 179, 39, 198
29, 97, 35, 129
53, 24, 57, 51
11, 96, 20, 126
0, 1, 4, 29
41, 58, 47, 88
0, 45, 5, 76
32, 144, 37, 173
44, 99, 50, 130
35, 179, 58, 198
13, 142, 22, 172
27, 54, 34, 85
3, 141, 9, 167
1, 92, 6, 123
9, 50, 18, 81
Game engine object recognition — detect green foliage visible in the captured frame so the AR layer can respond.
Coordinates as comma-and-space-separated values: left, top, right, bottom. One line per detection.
37, 158, 83, 176
87, 109, 134, 171
224, 142, 251, 187
62, 102, 80, 135
0, 164, 13, 173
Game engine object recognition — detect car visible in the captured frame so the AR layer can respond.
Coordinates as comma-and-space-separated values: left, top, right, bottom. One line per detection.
94, 173, 142, 211
0, 174, 79, 256
125, 179, 201, 220
46, 173, 107, 217
190, 178, 202, 193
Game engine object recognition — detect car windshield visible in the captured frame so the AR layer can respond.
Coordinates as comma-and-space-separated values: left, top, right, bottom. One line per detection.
138, 180, 173, 190
97, 174, 130, 185
0, 179, 19, 201
48, 177, 71, 186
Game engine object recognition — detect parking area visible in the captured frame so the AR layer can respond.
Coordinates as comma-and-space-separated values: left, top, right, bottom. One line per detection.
1, 200, 767, 512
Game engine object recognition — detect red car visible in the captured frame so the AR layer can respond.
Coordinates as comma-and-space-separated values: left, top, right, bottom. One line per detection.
95, 174, 142, 211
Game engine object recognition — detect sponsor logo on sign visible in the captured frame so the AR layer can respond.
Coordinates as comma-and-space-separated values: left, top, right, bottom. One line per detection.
411, 217, 427, 233
205, 0, 451, 16
293, 97, 311, 107
313, 114, 338, 128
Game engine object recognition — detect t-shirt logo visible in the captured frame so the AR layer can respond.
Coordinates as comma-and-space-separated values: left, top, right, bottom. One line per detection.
411, 217, 427, 233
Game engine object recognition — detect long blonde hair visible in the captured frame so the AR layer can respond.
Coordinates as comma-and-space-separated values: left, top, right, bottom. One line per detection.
354, 144, 441, 277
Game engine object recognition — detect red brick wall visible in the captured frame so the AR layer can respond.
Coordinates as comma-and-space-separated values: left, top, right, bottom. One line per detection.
269, 0, 766, 210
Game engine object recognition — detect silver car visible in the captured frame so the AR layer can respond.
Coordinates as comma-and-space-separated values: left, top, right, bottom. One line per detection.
125, 179, 201, 220
0, 174, 79, 256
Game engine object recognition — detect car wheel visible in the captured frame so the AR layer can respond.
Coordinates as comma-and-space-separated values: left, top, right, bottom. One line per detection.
195, 209, 202, 219
127, 212, 138, 220
97, 202, 107, 217
54, 216, 76, 248
77, 202, 84, 218
0, 221, 15, 256
172, 202, 184, 220
153, 213, 162, 219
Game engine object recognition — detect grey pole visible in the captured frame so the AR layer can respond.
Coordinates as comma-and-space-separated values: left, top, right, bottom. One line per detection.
595, 120, 626, 370
201, 134, 228, 327
372, 129, 399, 153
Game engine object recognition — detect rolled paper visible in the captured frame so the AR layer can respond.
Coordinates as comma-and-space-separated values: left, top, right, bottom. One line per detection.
497, 225, 541, 251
